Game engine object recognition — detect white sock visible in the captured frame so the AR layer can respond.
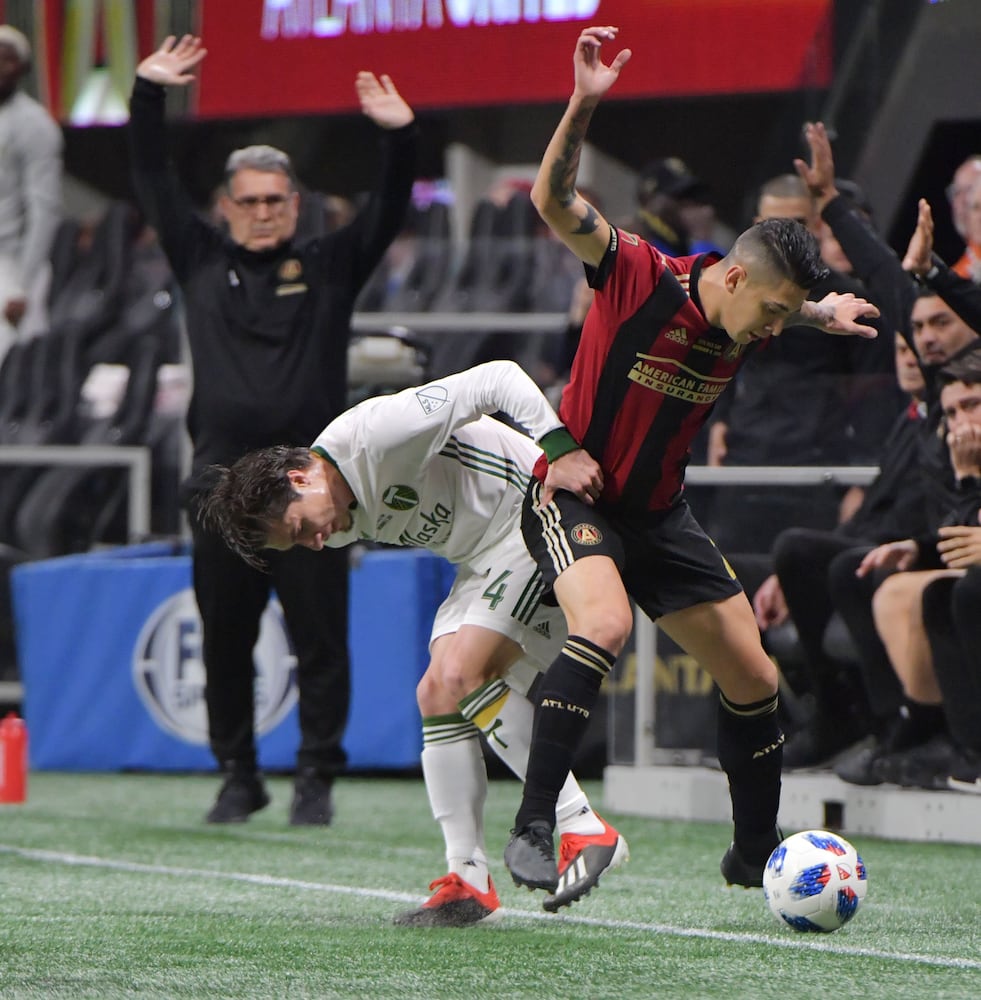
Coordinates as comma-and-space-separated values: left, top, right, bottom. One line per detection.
459, 676, 604, 837
420, 714, 490, 892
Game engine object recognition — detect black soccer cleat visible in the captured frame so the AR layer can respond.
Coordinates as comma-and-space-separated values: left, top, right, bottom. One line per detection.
504, 821, 559, 892
720, 828, 782, 888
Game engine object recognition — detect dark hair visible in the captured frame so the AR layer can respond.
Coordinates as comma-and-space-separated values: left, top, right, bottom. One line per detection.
937, 351, 981, 390
734, 217, 829, 291
197, 445, 313, 569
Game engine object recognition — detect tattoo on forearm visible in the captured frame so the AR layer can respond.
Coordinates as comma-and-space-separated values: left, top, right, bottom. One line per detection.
550, 110, 590, 208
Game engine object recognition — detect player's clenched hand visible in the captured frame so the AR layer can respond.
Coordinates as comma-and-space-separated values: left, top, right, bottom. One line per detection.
137, 35, 207, 87
540, 449, 603, 507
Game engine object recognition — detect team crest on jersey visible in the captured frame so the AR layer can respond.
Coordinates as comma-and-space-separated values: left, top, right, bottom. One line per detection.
571, 523, 602, 545
665, 327, 689, 346
723, 341, 747, 361
416, 385, 448, 414
621, 230, 640, 246
278, 258, 302, 281
382, 485, 419, 511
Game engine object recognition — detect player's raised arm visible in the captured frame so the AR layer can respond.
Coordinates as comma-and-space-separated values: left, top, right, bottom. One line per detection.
530, 26, 631, 267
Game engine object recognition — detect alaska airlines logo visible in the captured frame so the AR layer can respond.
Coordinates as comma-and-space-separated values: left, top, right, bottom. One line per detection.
629, 353, 730, 404
383, 485, 419, 511
132, 590, 297, 745
399, 501, 453, 547
416, 385, 449, 415
262, 1, 601, 38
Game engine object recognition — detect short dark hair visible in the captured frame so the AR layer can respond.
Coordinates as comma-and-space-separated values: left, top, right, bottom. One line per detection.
938, 350, 981, 391
197, 445, 313, 569
734, 217, 829, 291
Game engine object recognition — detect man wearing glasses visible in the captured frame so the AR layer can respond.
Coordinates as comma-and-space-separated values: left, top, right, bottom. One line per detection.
128, 35, 417, 825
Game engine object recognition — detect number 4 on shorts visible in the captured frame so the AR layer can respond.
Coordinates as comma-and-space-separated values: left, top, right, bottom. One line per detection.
482, 570, 512, 610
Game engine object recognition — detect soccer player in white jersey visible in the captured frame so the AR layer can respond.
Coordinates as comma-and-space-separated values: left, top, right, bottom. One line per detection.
200, 360, 629, 925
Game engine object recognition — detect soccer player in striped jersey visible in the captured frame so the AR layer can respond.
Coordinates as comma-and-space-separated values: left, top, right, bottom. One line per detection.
199, 359, 628, 924
503, 25, 882, 894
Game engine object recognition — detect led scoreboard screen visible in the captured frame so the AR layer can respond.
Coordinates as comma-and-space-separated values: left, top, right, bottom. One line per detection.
194, 0, 832, 118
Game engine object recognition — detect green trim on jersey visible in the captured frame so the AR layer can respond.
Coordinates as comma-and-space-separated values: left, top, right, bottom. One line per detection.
438, 436, 531, 494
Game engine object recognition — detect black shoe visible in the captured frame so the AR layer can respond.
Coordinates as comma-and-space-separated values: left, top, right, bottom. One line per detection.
289, 770, 334, 826
720, 828, 782, 888
874, 734, 956, 790
834, 738, 885, 786
205, 769, 270, 824
783, 719, 869, 770
948, 745, 981, 794
504, 821, 559, 891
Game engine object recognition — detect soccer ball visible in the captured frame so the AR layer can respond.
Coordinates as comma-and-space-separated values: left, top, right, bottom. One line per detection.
762, 830, 868, 933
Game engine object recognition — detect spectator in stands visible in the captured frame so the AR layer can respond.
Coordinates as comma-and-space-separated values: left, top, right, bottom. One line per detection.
922, 524, 981, 794
946, 155, 981, 282
703, 172, 898, 553
198, 359, 626, 923
848, 355, 981, 789
624, 156, 730, 258
128, 34, 416, 825
752, 330, 927, 768
0, 25, 63, 362
953, 176, 981, 285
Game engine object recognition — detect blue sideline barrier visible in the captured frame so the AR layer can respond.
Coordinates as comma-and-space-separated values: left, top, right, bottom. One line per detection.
11, 544, 453, 772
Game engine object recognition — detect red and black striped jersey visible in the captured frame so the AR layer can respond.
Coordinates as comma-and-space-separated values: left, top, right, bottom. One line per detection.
535, 227, 751, 512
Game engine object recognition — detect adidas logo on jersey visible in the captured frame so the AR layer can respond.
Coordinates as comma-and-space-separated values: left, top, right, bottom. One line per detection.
533, 621, 551, 639
665, 327, 689, 346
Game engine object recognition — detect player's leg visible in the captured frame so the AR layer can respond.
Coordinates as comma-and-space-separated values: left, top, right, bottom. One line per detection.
393, 631, 499, 928
658, 592, 783, 887
507, 483, 631, 890
457, 653, 629, 912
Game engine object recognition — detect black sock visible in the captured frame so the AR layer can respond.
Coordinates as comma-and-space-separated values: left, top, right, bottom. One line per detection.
717, 692, 783, 861
888, 698, 946, 751
514, 636, 616, 831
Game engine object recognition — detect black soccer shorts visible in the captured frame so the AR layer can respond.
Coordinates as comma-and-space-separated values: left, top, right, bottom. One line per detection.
521, 480, 743, 621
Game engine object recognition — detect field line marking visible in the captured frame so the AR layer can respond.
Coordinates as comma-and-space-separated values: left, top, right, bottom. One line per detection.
2, 843, 979, 972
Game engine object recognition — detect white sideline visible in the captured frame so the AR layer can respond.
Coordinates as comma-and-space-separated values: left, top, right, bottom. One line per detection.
1, 843, 979, 972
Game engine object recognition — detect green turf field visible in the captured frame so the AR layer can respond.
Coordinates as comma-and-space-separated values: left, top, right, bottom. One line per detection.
1, 773, 979, 999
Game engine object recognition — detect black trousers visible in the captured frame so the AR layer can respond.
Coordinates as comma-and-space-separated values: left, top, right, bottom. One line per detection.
190, 515, 350, 776
922, 568, 981, 751
827, 547, 903, 721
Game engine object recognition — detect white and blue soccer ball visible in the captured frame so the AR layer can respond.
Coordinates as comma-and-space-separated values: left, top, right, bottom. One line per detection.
762, 830, 868, 933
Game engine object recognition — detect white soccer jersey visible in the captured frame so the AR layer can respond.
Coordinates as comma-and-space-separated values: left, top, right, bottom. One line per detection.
310, 360, 564, 569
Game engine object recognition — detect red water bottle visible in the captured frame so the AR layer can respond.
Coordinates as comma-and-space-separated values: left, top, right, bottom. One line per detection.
0, 711, 28, 803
